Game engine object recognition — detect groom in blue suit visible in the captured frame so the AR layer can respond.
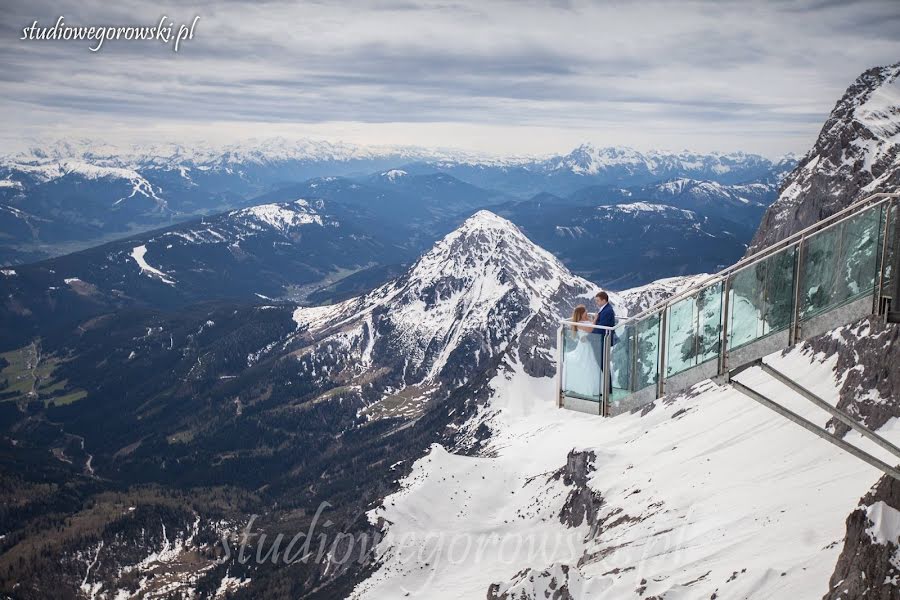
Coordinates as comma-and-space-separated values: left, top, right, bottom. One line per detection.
593, 291, 616, 411
593, 291, 616, 339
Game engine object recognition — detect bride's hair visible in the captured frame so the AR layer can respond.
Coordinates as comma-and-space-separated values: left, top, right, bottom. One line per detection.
571, 305, 587, 332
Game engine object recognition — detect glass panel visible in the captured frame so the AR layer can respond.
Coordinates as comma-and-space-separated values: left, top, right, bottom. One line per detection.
800, 223, 839, 319
666, 296, 696, 377
839, 205, 882, 299
801, 204, 882, 320
635, 313, 661, 391
697, 281, 724, 363
561, 325, 604, 402
884, 202, 897, 292
666, 282, 724, 376
765, 246, 796, 334
729, 261, 766, 349
728, 246, 797, 350
610, 322, 634, 404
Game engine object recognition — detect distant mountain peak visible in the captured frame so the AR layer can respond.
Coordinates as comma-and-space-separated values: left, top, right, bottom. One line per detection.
543, 144, 781, 181
750, 62, 900, 252
228, 199, 329, 233
404, 210, 570, 289
381, 169, 408, 181
293, 209, 593, 388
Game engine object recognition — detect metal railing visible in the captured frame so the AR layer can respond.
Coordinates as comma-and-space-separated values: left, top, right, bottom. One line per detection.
557, 192, 900, 417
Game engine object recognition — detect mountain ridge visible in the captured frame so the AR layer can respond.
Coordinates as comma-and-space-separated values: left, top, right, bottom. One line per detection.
750, 61, 900, 252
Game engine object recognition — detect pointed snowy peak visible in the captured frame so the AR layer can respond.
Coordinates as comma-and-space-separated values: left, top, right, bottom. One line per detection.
292, 210, 594, 398
750, 62, 900, 252
397, 210, 577, 294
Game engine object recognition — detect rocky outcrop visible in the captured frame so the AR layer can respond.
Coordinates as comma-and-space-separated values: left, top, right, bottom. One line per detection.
554, 450, 604, 531
799, 317, 900, 436
483, 452, 603, 600
750, 63, 900, 253
487, 563, 581, 600
823, 474, 900, 600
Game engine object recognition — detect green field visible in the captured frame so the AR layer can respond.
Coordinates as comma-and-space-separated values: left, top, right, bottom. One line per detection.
0, 341, 88, 406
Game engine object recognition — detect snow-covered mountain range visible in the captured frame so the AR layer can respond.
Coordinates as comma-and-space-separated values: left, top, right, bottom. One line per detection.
0, 207, 706, 598
0, 138, 793, 266
544, 144, 794, 182
1, 138, 792, 179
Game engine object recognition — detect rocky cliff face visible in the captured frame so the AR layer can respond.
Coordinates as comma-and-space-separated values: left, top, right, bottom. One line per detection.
800, 316, 900, 437
749, 62, 900, 253
823, 474, 900, 600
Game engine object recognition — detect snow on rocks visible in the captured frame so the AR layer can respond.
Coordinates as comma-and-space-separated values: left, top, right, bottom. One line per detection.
229, 199, 326, 232
595, 202, 695, 220
614, 274, 710, 316
3, 160, 167, 210
865, 501, 900, 548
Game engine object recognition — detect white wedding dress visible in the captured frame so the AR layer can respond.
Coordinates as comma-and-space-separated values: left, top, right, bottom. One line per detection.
563, 325, 601, 399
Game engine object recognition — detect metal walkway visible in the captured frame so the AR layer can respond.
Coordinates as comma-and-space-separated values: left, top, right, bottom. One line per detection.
556, 191, 900, 418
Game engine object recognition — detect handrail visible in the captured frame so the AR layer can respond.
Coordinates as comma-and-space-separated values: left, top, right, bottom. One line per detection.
557, 320, 616, 331
558, 314, 636, 324
625, 192, 900, 323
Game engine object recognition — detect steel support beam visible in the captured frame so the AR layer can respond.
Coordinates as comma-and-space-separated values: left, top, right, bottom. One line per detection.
601, 331, 612, 417
759, 361, 900, 461
731, 380, 900, 481
889, 199, 900, 323
555, 326, 564, 408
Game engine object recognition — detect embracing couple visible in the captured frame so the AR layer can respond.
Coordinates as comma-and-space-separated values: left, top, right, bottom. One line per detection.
563, 291, 616, 405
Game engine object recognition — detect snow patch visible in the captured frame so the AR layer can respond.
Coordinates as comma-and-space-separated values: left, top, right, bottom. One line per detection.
130, 245, 175, 285
230, 200, 324, 232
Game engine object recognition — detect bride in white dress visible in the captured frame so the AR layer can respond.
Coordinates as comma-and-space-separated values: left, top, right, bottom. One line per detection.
563, 305, 601, 399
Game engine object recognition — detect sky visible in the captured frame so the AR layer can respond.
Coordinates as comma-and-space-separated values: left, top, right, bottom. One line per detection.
1, 0, 899, 159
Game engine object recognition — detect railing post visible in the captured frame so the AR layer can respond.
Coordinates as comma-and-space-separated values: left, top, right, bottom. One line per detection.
629, 324, 638, 398
555, 325, 564, 408
601, 330, 612, 417
790, 236, 806, 345
889, 198, 900, 323
719, 276, 731, 376
692, 294, 700, 370
657, 307, 668, 399
875, 200, 893, 317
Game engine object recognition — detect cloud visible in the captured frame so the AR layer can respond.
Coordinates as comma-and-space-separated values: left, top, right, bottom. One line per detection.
1, 0, 899, 157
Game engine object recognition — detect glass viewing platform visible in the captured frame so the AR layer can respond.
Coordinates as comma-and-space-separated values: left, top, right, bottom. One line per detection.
557, 192, 900, 417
